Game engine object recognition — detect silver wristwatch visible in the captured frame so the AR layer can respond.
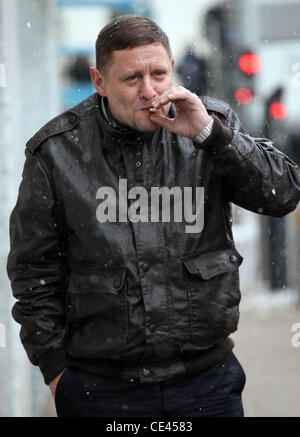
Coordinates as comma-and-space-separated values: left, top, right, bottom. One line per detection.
193, 116, 214, 144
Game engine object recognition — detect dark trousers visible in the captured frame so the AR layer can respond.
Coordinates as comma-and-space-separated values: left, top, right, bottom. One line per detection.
55, 351, 246, 417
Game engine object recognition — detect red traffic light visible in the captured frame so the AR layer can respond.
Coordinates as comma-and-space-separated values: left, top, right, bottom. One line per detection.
269, 102, 287, 120
238, 53, 262, 75
235, 88, 253, 104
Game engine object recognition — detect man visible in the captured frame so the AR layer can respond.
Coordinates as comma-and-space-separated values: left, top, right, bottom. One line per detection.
7, 15, 300, 417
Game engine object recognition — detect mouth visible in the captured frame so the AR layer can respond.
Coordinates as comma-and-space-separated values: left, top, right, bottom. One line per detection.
140, 106, 158, 114
141, 107, 153, 113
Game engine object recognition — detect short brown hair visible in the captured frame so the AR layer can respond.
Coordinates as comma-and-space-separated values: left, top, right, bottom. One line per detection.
95, 15, 172, 73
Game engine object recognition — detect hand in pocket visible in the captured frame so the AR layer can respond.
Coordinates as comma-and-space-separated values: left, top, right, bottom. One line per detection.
49, 368, 68, 399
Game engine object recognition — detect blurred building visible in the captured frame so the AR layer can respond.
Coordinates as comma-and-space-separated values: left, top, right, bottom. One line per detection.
0, 0, 60, 417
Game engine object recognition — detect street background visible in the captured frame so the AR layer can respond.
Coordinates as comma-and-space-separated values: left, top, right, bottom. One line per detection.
0, 0, 299, 417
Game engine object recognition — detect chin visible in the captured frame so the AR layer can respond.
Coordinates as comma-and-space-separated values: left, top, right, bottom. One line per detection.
134, 120, 159, 133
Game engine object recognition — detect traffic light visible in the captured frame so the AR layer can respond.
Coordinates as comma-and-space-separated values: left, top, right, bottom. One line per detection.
238, 53, 262, 75
268, 102, 287, 120
265, 87, 287, 123
235, 51, 262, 105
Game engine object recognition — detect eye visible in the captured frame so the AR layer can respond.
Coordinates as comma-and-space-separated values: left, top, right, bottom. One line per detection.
126, 75, 137, 82
154, 71, 165, 77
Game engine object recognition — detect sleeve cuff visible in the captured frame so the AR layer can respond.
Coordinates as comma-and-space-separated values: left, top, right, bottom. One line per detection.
38, 348, 68, 385
193, 115, 234, 156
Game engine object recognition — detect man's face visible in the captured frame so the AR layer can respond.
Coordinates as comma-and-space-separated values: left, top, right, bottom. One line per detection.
91, 43, 174, 132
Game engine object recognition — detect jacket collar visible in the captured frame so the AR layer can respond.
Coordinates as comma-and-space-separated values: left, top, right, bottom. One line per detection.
97, 94, 159, 149
70, 92, 171, 149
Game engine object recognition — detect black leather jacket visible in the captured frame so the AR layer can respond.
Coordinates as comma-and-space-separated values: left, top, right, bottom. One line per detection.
7, 93, 300, 384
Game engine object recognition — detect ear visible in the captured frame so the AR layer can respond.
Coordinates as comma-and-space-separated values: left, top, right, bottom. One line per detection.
90, 67, 107, 96
171, 56, 175, 70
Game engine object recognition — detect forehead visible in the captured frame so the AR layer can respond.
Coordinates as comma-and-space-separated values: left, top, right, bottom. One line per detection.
109, 43, 172, 71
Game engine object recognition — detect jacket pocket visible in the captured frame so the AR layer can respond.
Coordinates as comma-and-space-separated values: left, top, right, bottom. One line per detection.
182, 247, 243, 346
65, 267, 128, 360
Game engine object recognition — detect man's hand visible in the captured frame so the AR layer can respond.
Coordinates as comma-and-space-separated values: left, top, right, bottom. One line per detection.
149, 86, 211, 139
49, 368, 67, 399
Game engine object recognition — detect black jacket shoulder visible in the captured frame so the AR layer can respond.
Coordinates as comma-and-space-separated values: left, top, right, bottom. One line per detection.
26, 93, 99, 154
200, 95, 231, 119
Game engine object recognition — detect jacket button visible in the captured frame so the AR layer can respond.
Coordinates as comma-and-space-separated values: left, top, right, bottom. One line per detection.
113, 278, 122, 289
149, 324, 156, 333
142, 263, 150, 272
68, 113, 77, 124
230, 254, 238, 263
142, 368, 151, 377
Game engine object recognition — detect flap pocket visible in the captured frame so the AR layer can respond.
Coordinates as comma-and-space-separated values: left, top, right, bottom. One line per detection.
66, 267, 129, 359
182, 247, 243, 280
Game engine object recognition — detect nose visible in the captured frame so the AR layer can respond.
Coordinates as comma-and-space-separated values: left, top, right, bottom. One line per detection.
140, 76, 156, 101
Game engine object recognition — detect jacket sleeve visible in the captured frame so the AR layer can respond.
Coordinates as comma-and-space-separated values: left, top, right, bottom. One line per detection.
195, 109, 300, 216
7, 149, 68, 384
